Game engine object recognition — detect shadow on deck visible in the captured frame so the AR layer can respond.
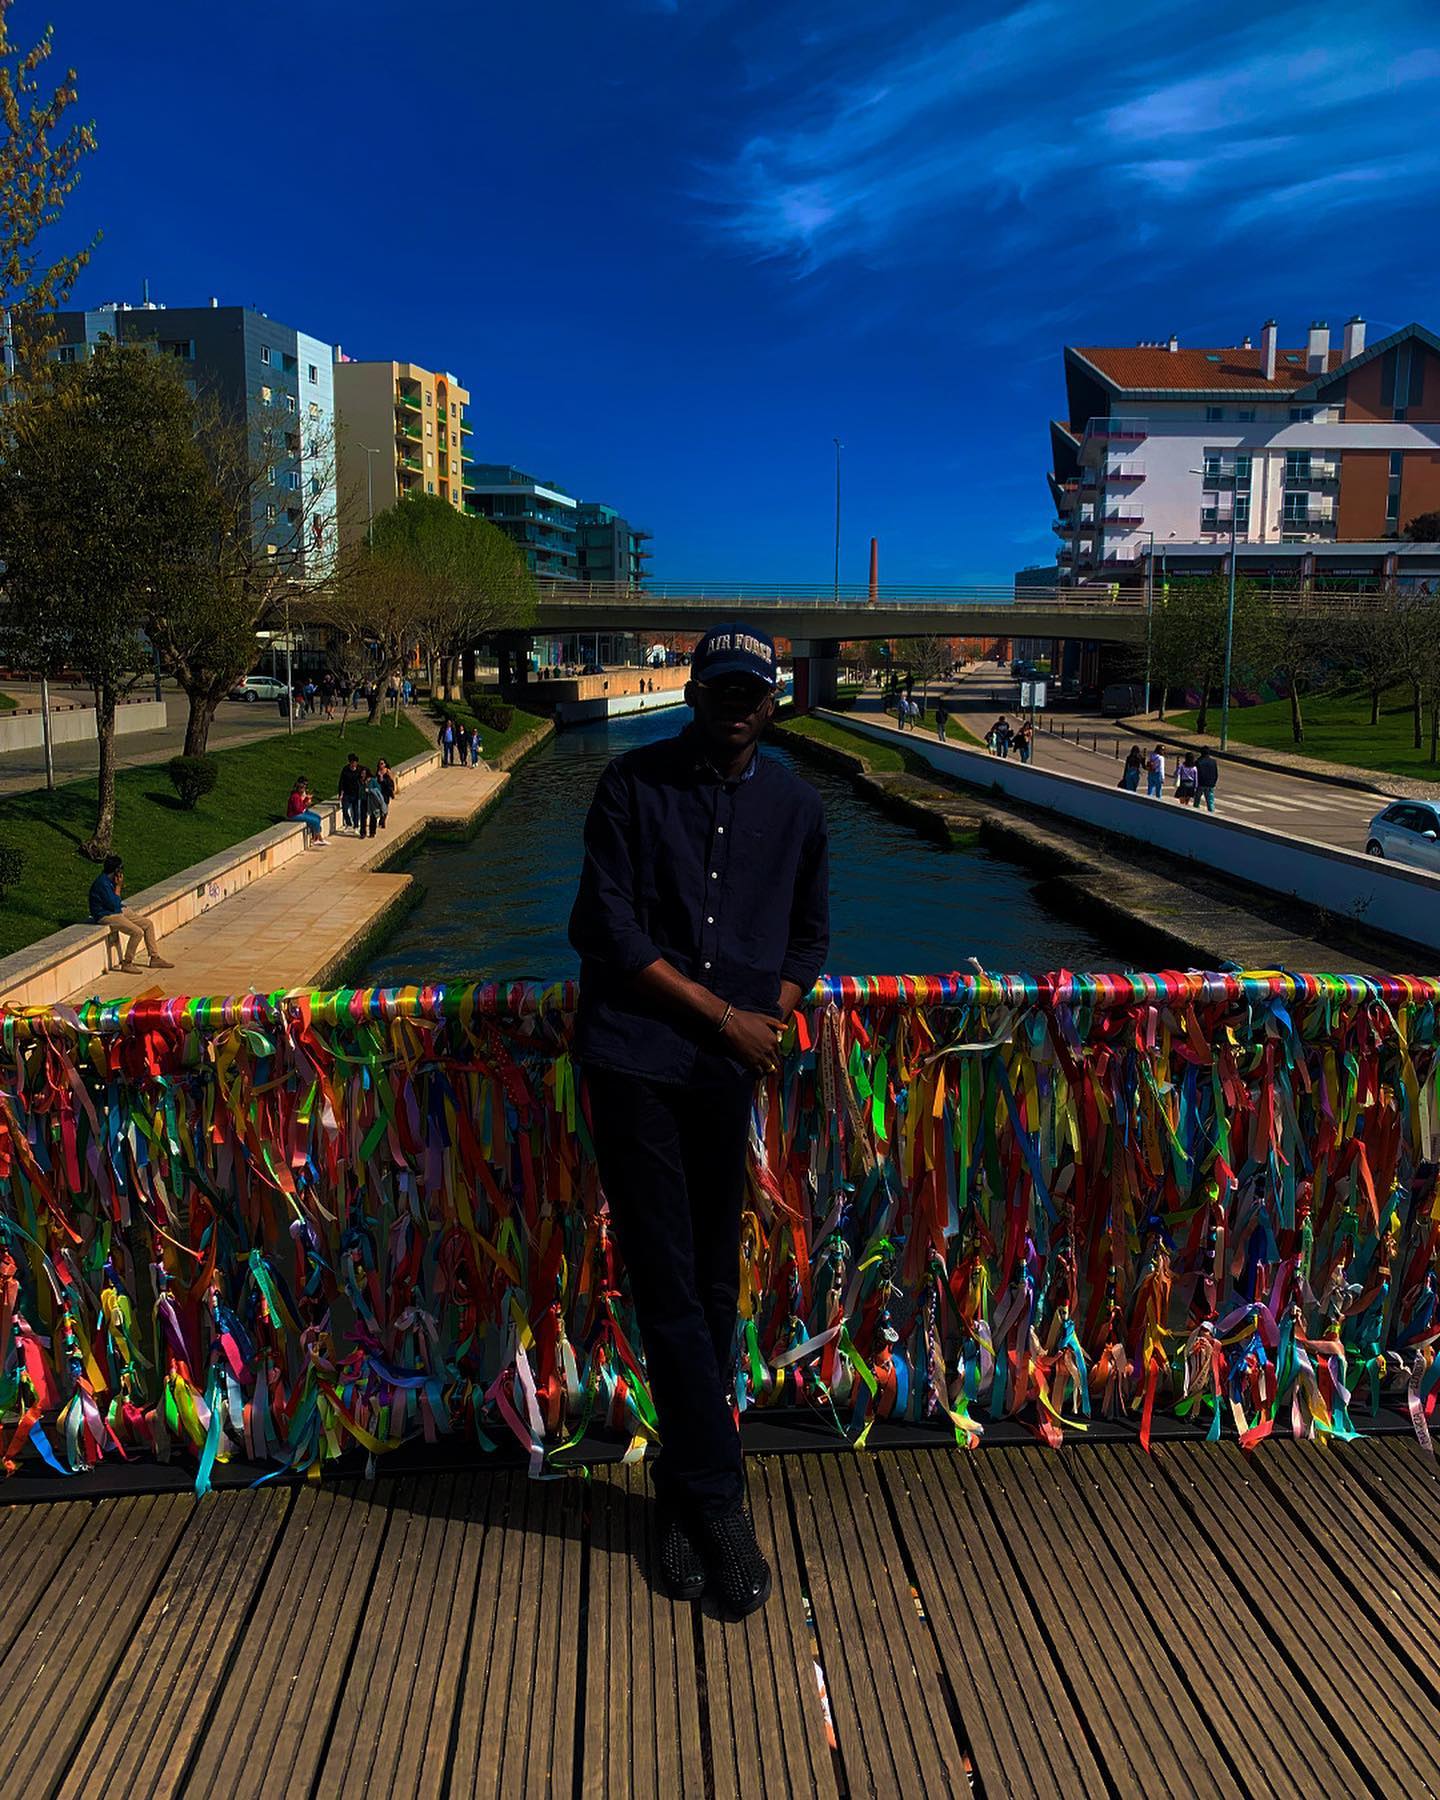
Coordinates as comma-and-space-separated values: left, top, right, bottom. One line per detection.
4, 1437, 1439, 1798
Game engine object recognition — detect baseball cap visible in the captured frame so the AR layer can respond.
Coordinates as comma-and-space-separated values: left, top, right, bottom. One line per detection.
692, 622, 778, 688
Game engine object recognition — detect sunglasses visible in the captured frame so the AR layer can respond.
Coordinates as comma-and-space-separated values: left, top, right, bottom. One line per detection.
696, 677, 773, 710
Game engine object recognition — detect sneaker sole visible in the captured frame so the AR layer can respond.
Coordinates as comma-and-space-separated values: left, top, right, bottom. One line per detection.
713, 1560, 772, 1621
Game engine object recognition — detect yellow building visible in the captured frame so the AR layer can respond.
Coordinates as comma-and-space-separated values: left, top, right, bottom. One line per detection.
332, 357, 474, 547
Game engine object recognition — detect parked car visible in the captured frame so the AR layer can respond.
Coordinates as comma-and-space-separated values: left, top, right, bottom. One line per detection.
580, 662, 606, 676
1365, 800, 1440, 872
229, 674, 289, 703
1100, 682, 1144, 717
1011, 659, 1039, 680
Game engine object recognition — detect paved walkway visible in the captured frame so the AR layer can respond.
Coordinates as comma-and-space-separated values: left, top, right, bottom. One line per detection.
2, 1433, 1437, 1796
869, 675, 1393, 858
71, 756, 503, 1004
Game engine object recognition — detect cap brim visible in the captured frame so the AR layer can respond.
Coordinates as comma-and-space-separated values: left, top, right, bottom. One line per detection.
697, 657, 776, 686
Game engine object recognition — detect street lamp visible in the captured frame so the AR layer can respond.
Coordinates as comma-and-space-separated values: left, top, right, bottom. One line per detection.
1139, 527, 1156, 716
1190, 463, 1240, 750
832, 438, 843, 605
360, 445, 383, 547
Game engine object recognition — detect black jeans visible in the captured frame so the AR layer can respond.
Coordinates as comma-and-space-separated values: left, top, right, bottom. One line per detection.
585, 1055, 753, 1516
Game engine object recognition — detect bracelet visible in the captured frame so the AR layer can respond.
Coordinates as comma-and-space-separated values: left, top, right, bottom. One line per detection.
714, 1004, 734, 1036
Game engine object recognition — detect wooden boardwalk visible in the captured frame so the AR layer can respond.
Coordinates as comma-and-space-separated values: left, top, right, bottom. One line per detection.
3, 1437, 1439, 1798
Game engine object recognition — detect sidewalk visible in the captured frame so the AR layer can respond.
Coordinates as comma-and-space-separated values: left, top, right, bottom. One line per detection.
71, 755, 505, 1003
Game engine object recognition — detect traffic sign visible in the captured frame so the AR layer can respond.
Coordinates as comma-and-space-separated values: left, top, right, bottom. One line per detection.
1020, 680, 1047, 710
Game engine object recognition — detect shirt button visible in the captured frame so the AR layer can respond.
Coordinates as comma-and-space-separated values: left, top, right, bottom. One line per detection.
717, 825, 725, 834
703, 960, 712, 970
706, 915, 714, 924
711, 871, 718, 879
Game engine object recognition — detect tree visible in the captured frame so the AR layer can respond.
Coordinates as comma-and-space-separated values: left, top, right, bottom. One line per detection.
1391, 588, 1440, 755
1266, 594, 1332, 745
0, 343, 215, 855
345, 493, 535, 711
146, 396, 342, 755
0, 7, 99, 368
907, 634, 949, 710
1338, 584, 1403, 729
1147, 575, 1270, 734
1403, 510, 1440, 542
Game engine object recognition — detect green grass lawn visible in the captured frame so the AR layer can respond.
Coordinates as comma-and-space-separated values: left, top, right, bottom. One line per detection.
0, 715, 428, 958
1170, 684, 1440, 780
776, 714, 906, 772
0, 692, 16, 712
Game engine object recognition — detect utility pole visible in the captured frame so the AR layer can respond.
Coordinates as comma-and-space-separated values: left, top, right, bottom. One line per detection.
833, 438, 842, 605
1141, 528, 1156, 716
284, 587, 295, 736
1220, 490, 1239, 751
361, 445, 382, 547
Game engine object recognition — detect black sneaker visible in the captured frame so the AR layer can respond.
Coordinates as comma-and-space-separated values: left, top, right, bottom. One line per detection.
657, 1507, 705, 1601
696, 1505, 772, 1619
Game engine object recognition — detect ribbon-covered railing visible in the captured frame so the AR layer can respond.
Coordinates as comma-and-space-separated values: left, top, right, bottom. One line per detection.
2, 970, 1438, 1491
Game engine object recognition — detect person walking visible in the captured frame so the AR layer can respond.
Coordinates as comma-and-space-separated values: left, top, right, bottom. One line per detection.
996, 716, 1013, 758
934, 700, 949, 743
375, 758, 396, 828
337, 752, 363, 832
1146, 744, 1166, 799
440, 718, 455, 767
287, 776, 327, 848
1196, 748, 1219, 813
360, 765, 388, 837
570, 622, 829, 1620
88, 856, 174, 970
1176, 751, 1199, 806
468, 726, 483, 767
1016, 721, 1033, 765
1120, 745, 1144, 791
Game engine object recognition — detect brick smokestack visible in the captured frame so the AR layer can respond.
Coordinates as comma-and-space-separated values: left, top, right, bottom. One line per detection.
868, 536, 878, 603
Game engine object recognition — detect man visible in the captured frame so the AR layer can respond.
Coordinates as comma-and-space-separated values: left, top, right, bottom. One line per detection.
1196, 747, 1219, 813
337, 752, 363, 831
1146, 744, 1166, 799
88, 856, 173, 970
934, 700, 949, 743
570, 622, 829, 1619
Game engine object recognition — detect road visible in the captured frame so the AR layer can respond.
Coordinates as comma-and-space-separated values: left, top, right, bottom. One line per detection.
0, 691, 365, 798
854, 670, 1394, 859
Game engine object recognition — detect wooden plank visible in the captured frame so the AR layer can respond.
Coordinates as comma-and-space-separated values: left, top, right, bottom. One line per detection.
58, 1487, 292, 1800
0, 1493, 194, 1794
1093, 1446, 1366, 1800
1340, 1436, 1440, 1554
885, 1449, 1107, 1799
1157, 1442, 1440, 1796
0, 1499, 95, 1668
786, 1452, 966, 1797
313, 1472, 492, 1800
700, 1460, 839, 1799
184, 1481, 393, 1798
451, 1468, 582, 1798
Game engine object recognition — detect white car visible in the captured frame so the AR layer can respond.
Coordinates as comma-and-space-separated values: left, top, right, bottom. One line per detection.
229, 674, 288, 703
1365, 800, 1440, 872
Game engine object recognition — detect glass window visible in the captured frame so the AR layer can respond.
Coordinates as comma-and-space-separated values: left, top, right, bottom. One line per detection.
265, 503, 277, 524
425, 391, 432, 406
307, 363, 318, 383
1390, 452, 1404, 478
1233, 454, 1252, 485
1236, 409, 1256, 422
1205, 406, 1224, 422
260, 345, 271, 366
265, 463, 275, 486
1201, 506, 1219, 530
309, 402, 320, 420
1284, 450, 1311, 482
282, 352, 297, 374
1386, 492, 1400, 524
260, 384, 272, 403
285, 394, 296, 412
428, 481, 435, 493
1203, 451, 1223, 480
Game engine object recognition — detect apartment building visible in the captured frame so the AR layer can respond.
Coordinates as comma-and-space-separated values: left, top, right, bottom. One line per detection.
332, 358, 473, 546
575, 502, 651, 586
465, 466, 579, 580
50, 299, 338, 580
1049, 319, 1440, 587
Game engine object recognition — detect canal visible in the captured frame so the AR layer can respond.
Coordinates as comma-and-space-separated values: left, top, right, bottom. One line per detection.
363, 709, 1120, 984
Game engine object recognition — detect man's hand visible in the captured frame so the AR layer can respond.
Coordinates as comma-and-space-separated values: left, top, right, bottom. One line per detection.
720, 1008, 785, 1072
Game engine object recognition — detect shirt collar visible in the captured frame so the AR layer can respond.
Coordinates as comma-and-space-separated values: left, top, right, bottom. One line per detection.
680, 727, 762, 785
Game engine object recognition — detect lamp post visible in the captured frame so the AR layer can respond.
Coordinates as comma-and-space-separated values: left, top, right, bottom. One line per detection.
1140, 528, 1156, 716
360, 445, 383, 547
832, 438, 843, 605
1190, 464, 1240, 749
283, 586, 295, 736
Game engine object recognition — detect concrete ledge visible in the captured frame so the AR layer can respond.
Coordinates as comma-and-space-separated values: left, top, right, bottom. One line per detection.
0, 745, 442, 1008
821, 710, 1440, 960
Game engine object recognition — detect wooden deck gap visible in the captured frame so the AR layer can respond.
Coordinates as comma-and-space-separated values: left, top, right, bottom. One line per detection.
689, 1595, 716, 1800
567, 1480, 595, 1800
874, 1456, 982, 1795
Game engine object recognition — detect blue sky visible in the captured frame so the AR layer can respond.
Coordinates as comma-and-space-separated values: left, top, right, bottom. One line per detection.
50, 0, 1440, 585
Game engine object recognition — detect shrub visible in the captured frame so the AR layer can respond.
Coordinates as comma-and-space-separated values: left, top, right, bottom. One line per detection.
471, 697, 513, 733
0, 841, 24, 901
166, 754, 219, 810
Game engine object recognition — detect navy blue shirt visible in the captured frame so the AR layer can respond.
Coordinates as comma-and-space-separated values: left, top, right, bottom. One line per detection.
569, 727, 830, 1081
88, 873, 123, 922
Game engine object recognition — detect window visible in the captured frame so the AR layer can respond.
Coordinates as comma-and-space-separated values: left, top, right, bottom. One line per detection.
307, 363, 318, 383
425, 391, 432, 406
266, 543, 277, 556
265, 503, 277, 524
282, 352, 297, 374
1284, 450, 1312, 482
285, 470, 301, 491
159, 338, 194, 360
1233, 453, 1252, 485
309, 402, 320, 420
265, 463, 276, 486
428, 481, 436, 493
310, 476, 321, 497
1205, 406, 1224, 422
285, 394, 296, 412
1289, 406, 1315, 422
1201, 506, 1219, 531
260, 384, 272, 403
1203, 451, 1223, 481
1283, 495, 1310, 525
260, 345, 271, 366
1386, 492, 1400, 526
56, 344, 77, 363
1236, 409, 1256, 422
426, 451, 433, 467
451, 401, 457, 417
425, 421, 432, 436
1390, 451, 1404, 478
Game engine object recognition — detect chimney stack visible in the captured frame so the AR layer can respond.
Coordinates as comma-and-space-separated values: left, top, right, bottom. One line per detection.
1167, 333, 1179, 353
1241, 335, 1253, 349
1343, 315, 1366, 360
1261, 319, 1278, 381
1306, 320, 1330, 373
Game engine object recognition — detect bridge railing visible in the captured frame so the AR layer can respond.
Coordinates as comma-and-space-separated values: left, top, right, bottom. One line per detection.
1, 970, 1437, 1489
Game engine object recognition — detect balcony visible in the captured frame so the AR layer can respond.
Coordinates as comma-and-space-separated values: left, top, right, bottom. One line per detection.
1104, 512, 1145, 527
1108, 464, 1146, 483
1286, 460, 1339, 483
1081, 417, 1147, 463
460, 419, 472, 437
398, 422, 422, 442
396, 391, 422, 413
461, 450, 474, 465
400, 455, 422, 472
1052, 518, 1074, 536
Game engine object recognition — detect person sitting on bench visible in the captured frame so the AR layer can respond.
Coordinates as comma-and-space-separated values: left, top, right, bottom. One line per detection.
88, 855, 173, 970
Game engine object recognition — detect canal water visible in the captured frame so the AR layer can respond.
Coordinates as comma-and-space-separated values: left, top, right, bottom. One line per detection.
362, 709, 1120, 985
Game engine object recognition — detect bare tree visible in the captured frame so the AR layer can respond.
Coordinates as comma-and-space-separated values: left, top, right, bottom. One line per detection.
1339, 584, 1403, 730
908, 634, 949, 711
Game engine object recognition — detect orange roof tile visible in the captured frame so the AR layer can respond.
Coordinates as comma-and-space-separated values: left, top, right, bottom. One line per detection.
1071, 345, 1343, 392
